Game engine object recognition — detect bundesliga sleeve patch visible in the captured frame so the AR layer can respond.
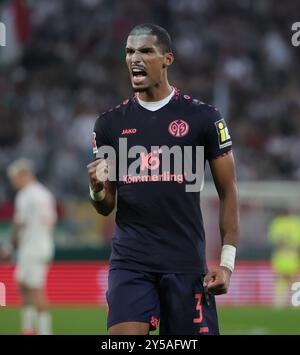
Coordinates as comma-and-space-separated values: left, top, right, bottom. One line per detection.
92, 132, 98, 154
215, 119, 232, 149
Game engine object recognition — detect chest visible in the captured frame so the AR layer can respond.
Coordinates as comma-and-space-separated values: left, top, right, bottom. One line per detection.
109, 109, 206, 150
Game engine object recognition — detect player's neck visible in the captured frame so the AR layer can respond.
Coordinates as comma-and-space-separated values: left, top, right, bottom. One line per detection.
138, 82, 173, 102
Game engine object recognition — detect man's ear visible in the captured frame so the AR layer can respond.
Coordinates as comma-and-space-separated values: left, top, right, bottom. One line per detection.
163, 52, 174, 68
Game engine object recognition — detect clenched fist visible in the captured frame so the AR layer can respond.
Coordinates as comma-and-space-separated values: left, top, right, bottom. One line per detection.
87, 159, 109, 193
203, 266, 232, 295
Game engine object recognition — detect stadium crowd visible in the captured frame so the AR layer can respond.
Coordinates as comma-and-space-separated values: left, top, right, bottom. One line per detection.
1, 0, 299, 202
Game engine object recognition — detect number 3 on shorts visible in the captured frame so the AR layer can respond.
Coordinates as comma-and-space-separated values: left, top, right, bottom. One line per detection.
193, 293, 203, 324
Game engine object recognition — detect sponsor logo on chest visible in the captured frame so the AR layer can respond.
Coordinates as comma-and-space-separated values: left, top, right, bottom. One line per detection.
122, 128, 137, 135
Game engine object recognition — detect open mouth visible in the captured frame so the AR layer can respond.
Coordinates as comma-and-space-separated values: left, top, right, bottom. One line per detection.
131, 67, 148, 85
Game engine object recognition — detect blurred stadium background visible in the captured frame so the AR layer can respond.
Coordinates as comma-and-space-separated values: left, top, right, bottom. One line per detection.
1, 0, 300, 334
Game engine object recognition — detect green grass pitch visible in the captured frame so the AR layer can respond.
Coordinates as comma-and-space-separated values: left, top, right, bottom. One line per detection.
0, 306, 299, 335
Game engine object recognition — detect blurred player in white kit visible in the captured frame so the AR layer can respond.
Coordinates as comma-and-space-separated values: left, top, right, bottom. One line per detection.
5, 159, 57, 335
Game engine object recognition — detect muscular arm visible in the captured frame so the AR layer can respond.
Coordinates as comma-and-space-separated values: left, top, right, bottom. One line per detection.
209, 152, 240, 247
204, 152, 240, 295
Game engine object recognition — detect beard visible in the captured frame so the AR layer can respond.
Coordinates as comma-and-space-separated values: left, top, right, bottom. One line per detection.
132, 85, 149, 93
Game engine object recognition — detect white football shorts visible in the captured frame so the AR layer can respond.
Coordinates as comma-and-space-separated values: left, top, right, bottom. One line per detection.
15, 260, 50, 289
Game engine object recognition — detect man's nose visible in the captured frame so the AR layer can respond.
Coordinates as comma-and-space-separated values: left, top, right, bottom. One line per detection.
131, 51, 142, 63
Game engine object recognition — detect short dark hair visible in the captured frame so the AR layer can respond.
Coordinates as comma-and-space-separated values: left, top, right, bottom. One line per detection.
128, 23, 172, 53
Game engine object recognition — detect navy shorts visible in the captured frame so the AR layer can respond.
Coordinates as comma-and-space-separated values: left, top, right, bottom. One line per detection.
106, 268, 219, 335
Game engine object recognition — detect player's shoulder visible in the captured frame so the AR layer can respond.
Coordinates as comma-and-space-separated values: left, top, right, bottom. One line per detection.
36, 182, 54, 197
95, 97, 133, 124
27, 182, 50, 200
179, 92, 222, 122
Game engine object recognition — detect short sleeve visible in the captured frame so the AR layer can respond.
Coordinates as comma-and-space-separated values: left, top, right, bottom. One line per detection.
204, 107, 233, 160
92, 115, 110, 160
14, 194, 28, 224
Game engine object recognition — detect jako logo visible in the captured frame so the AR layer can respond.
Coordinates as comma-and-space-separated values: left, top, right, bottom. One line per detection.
291, 282, 300, 307
0, 282, 6, 306
0, 22, 6, 47
291, 22, 300, 47
122, 128, 137, 135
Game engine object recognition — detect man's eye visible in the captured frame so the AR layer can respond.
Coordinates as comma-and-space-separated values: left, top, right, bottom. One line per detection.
126, 49, 134, 54
140, 49, 152, 54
